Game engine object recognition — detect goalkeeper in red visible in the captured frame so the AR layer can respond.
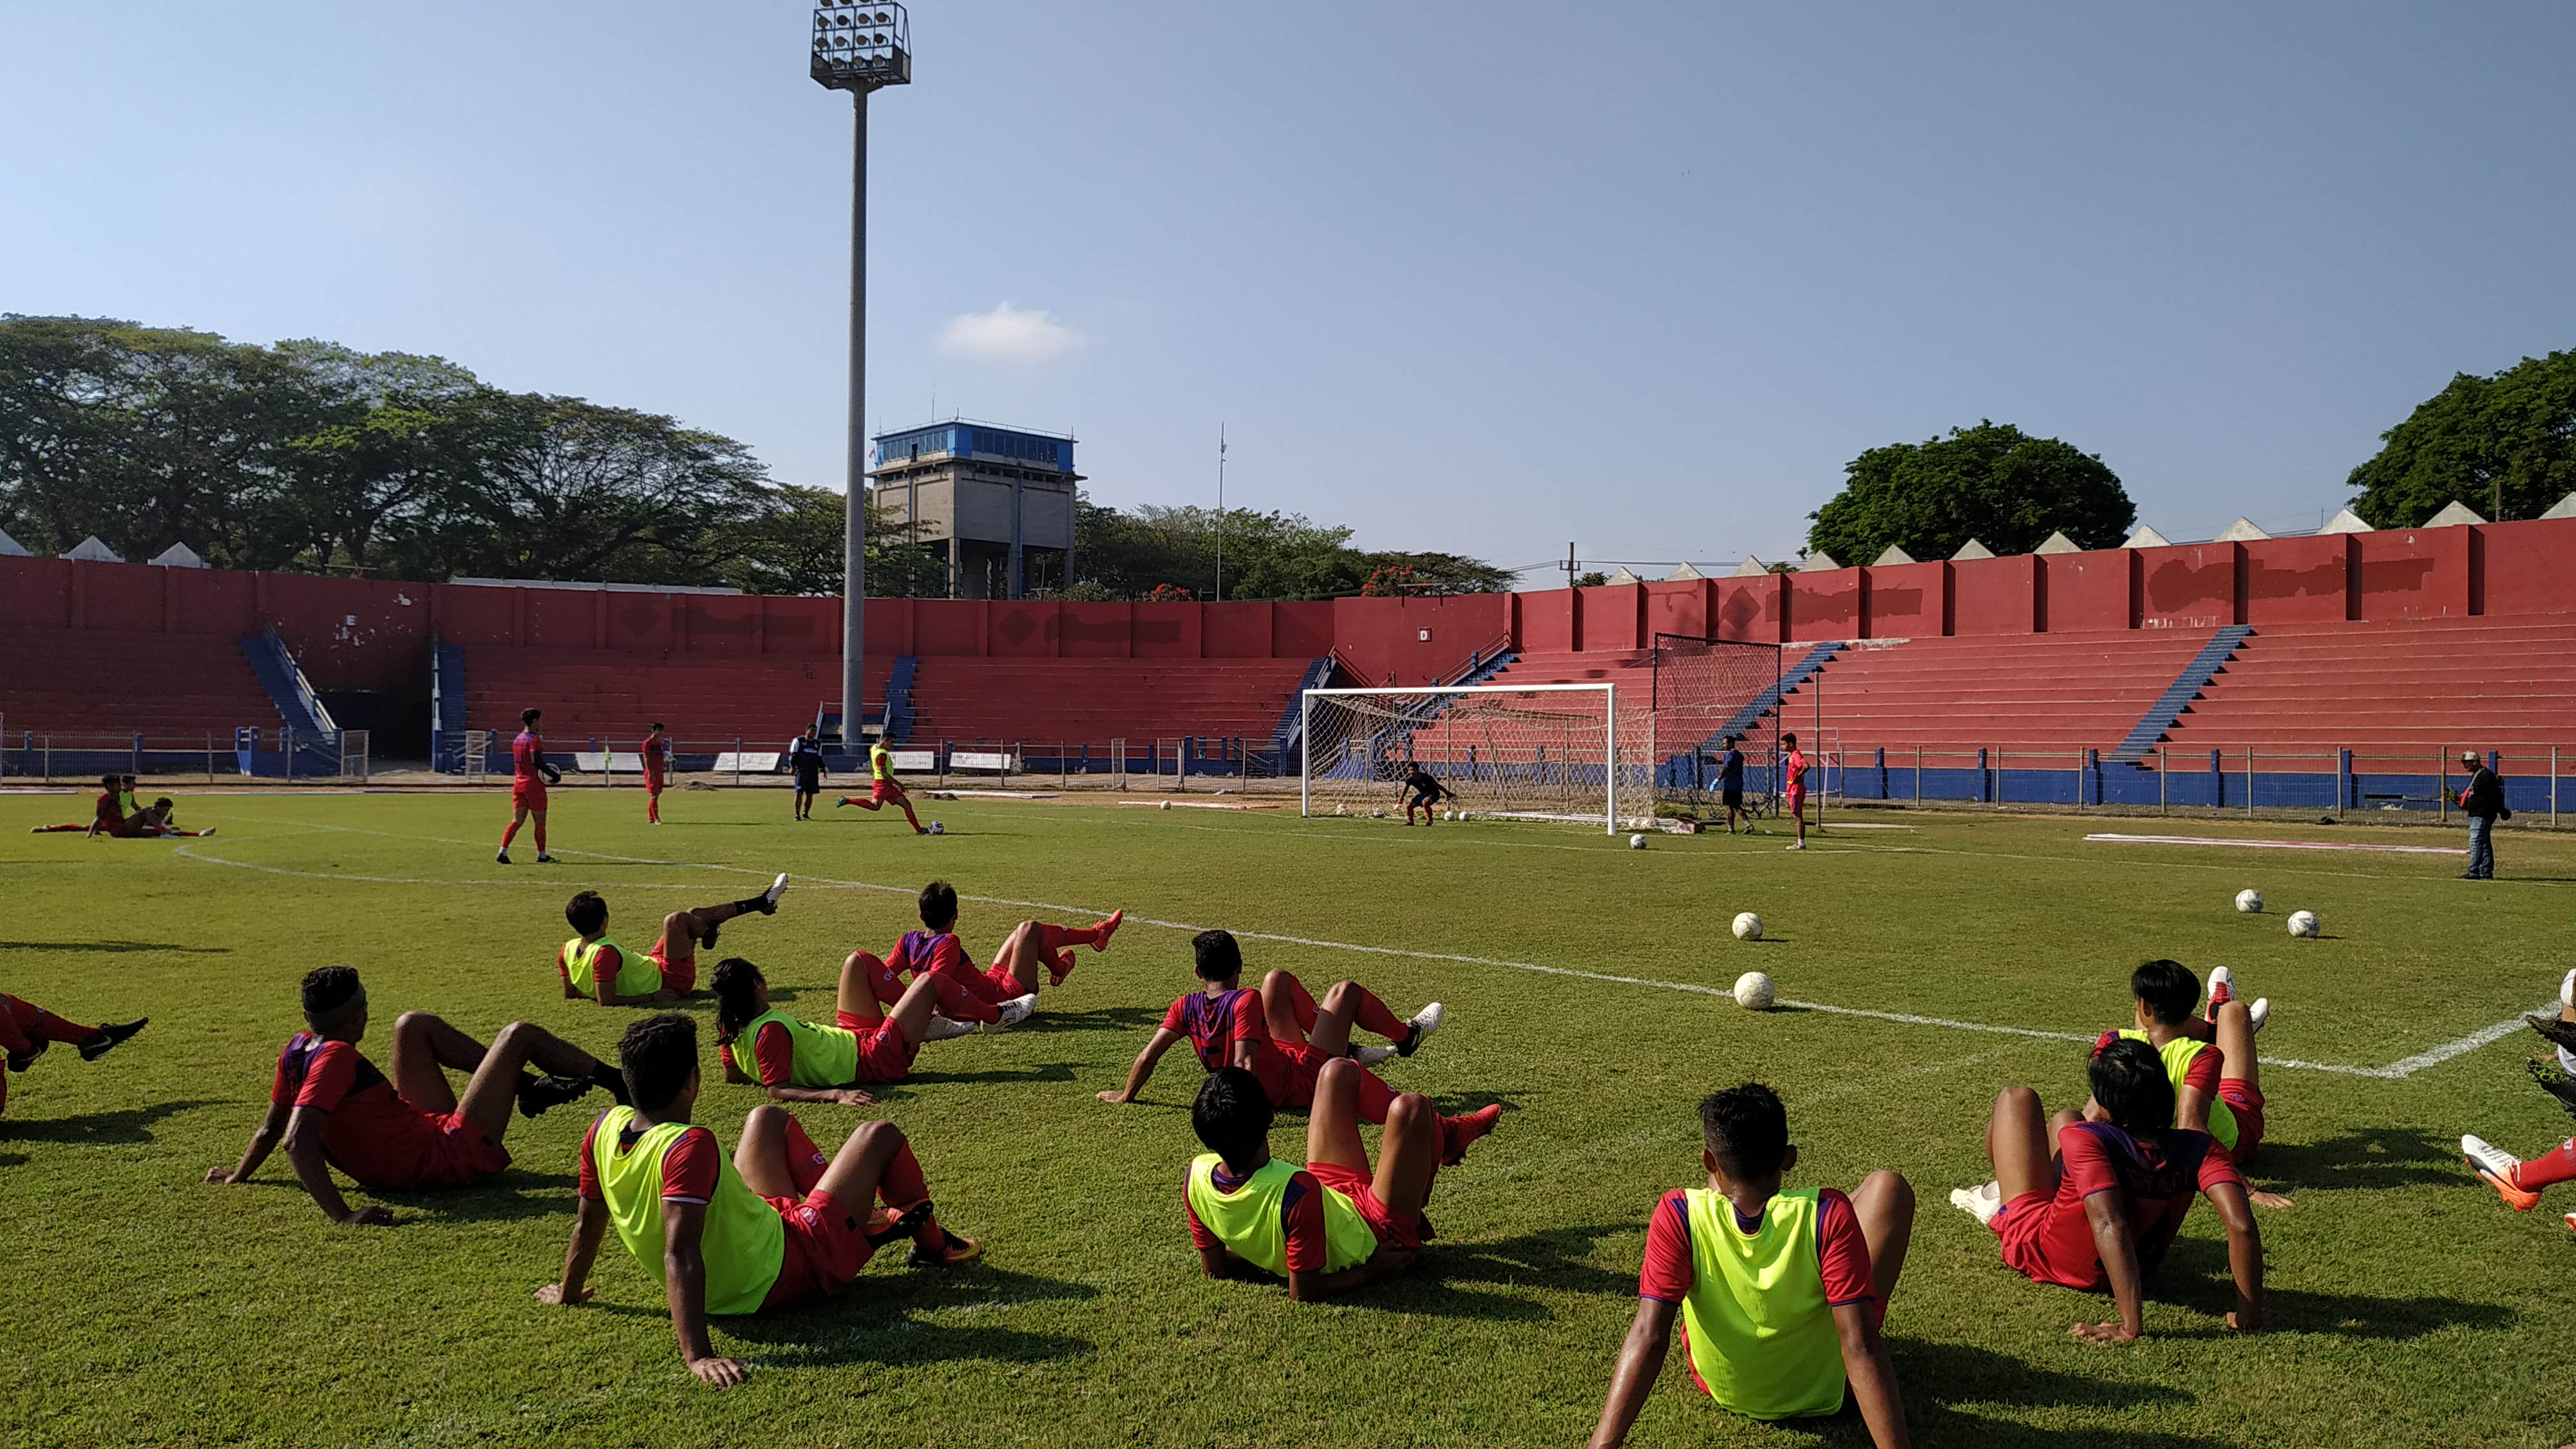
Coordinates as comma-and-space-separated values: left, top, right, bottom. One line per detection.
498, 707, 560, 864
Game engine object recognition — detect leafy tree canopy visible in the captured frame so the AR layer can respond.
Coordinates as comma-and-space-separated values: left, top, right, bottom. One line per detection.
2346, 350, 2576, 527
1806, 421, 2133, 564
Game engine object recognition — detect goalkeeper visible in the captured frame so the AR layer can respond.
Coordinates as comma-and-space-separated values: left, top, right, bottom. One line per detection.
1398, 761, 1451, 826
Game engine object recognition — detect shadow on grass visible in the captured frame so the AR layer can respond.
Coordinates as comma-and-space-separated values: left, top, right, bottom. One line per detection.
1009, 1005, 1168, 1036
2150, 1235, 2514, 1338
0, 939, 231, 954
1342, 1222, 1636, 1320
723, 1262, 1097, 1369
373, 1168, 582, 1225
2254, 1126, 2463, 1193
1, 1097, 218, 1144
0, 1151, 23, 1168
1875, 1340, 2207, 1448
897, 1061, 1083, 1089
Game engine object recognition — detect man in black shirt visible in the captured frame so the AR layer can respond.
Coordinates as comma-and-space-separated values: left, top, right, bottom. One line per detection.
1399, 761, 1450, 826
2457, 750, 2507, 880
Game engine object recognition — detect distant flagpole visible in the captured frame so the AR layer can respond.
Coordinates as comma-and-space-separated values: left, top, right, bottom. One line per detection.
1215, 422, 1227, 603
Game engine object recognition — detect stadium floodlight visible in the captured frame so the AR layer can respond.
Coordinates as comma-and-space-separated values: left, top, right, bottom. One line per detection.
811, 0, 913, 750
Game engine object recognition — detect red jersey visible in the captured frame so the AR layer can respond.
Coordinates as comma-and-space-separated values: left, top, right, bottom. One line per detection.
1160, 989, 1296, 1103
512, 730, 545, 782
1783, 750, 1810, 793
640, 736, 667, 784
1185, 1159, 1336, 1273
2018, 1121, 2242, 1288
270, 1034, 450, 1189
93, 791, 121, 826
889, 929, 969, 979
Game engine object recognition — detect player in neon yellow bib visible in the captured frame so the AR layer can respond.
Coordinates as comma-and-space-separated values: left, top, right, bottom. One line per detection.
1590, 1083, 1914, 1448
556, 877, 790, 1005
536, 1013, 982, 1388
2097, 960, 2278, 1182
710, 954, 972, 1105
835, 738, 927, 833
1184, 1058, 1498, 1303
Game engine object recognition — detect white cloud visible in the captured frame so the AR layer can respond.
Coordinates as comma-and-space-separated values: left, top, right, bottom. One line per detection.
936, 302, 1081, 363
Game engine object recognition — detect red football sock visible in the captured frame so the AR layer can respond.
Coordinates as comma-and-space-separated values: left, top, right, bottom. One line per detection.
500, 821, 520, 849
875, 1137, 945, 1247
533, 822, 547, 852
1439, 1104, 1504, 1164
647, 798, 659, 824
1039, 923, 1094, 951
1349, 1061, 1397, 1125
9, 999, 95, 1045
2519, 1139, 2576, 1191
1279, 974, 1321, 1036
0, 998, 33, 1056
900, 801, 922, 830
853, 952, 905, 1008
781, 1113, 830, 1198
1345, 985, 1408, 1043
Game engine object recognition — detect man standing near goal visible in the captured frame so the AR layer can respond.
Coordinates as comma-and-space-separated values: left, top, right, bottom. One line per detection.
1398, 761, 1450, 826
498, 708, 558, 865
787, 724, 826, 821
640, 723, 669, 826
1718, 734, 1748, 835
1780, 733, 1811, 851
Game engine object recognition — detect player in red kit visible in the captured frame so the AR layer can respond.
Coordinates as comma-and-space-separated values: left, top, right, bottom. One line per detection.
641, 723, 669, 825
1, 994, 147, 1119
873, 880, 1122, 1031
498, 706, 559, 864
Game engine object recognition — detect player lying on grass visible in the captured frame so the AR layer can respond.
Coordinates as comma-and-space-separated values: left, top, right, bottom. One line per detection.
497, 706, 560, 864
1589, 1083, 1913, 1449
559, 876, 789, 1005
875, 880, 1119, 1031
1398, 760, 1451, 826
2461, 968, 2576, 1231
30, 776, 216, 837
711, 956, 975, 1105
536, 1012, 980, 1388
2099, 960, 2286, 1204
1098, 931, 1490, 1155
207, 965, 629, 1224
835, 737, 926, 833
1186, 1059, 1491, 1302
0, 994, 146, 1119
1950, 1037, 2263, 1342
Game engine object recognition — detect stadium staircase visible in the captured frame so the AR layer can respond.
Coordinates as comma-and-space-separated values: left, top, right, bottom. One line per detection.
238, 629, 337, 735
1772, 630, 2220, 753
0, 625, 283, 741
2105, 625, 2251, 764
881, 656, 919, 743
1263, 657, 1338, 773
1711, 641, 1842, 743
430, 642, 468, 771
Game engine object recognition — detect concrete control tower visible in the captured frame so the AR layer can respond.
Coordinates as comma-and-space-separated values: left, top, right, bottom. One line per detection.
869, 420, 1080, 599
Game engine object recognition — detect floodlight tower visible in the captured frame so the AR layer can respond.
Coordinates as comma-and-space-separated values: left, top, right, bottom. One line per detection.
811, 0, 911, 746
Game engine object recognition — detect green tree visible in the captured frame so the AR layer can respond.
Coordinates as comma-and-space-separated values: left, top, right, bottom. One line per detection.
2346, 350, 2576, 526
703, 482, 946, 598
1806, 421, 2132, 564
1360, 549, 1513, 595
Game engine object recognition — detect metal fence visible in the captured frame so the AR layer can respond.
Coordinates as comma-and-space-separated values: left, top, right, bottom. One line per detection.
509, 734, 1278, 793
1, 728, 371, 784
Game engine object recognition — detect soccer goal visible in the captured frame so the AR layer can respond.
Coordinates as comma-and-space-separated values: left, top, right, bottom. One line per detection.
1299, 683, 1635, 833
1648, 634, 1788, 813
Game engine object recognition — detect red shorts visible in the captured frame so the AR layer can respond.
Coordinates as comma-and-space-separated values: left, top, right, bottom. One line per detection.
761, 1186, 876, 1309
645, 777, 665, 796
1274, 1041, 1329, 1110
1784, 790, 1807, 815
833, 1010, 918, 1082
649, 938, 692, 996
413, 1112, 514, 1189
2221, 1079, 2266, 1163
512, 782, 548, 811
1994, 1189, 2103, 1291
872, 778, 905, 804
1309, 1159, 1433, 1256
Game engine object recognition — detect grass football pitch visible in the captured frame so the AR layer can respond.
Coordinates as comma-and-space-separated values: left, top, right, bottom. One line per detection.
3, 788, 2571, 1448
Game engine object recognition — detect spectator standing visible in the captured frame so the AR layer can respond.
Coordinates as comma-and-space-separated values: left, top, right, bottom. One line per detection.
2458, 750, 2507, 880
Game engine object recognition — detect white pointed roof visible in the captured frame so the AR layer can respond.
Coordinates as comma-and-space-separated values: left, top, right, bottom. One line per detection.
1665, 561, 1705, 581
63, 535, 122, 563
2320, 507, 2372, 534
149, 542, 209, 569
0, 527, 28, 558
1729, 556, 1771, 578
1949, 538, 1995, 560
1870, 544, 1915, 566
1798, 550, 1841, 572
2424, 500, 2486, 527
1602, 566, 1643, 587
2034, 530, 2081, 554
2121, 525, 2171, 549
2539, 492, 2576, 521
2212, 516, 2272, 542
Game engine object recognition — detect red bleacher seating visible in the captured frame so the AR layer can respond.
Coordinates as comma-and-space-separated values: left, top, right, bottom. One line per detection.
0, 627, 281, 741
2159, 616, 2576, 765
459, 649, 889, 749
1785, 630, 2215, 753
1483, 649, 1658, 695
902, 658, 1312, 748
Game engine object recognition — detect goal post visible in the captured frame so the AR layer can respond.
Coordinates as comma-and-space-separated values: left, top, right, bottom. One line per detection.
1299, 683, 1625, 834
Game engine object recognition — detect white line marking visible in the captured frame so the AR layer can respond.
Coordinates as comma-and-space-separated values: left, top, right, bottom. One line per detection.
2085, 832, 2465, 856
178, 813, 2538, 1080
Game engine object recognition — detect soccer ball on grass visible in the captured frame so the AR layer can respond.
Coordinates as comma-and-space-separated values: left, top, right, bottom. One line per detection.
1731, 912, 1763, 942
927, 820, 944, 835
2234, 889, 2263, 913
1628, 833, 1647, 850
1732, 971, 1776, 1010
2286, 909, 2319, 939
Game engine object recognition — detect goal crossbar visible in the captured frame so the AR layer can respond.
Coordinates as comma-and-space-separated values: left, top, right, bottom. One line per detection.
1299, 683, 1621, 833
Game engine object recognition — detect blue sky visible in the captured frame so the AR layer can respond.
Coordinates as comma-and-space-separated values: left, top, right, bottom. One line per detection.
4, 3, 2571, 583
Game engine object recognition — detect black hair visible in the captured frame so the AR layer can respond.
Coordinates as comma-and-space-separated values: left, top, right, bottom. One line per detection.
1192, 1066, 1274, 1170
565, 891, 609, 936
521, 708, 541, 726
918, 880, 960, 930
619, 1013, 699, 1113
2090, 1037, 2176, 1133
649, 721, 665, 732
1700, 1083, 1790, 1180
2130, 959, 2201, 1027
710, 958, 765, 1045
1193, 929, 1243, 982
100, 774, 117, 790
1781, 732, 1799, 748
301, 965, 363, 1021
1723, 734, 1741, 747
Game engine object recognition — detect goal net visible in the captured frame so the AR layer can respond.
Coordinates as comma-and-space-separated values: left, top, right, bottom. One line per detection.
1299, 683, 1634, 833
1647, 635, 1786, 813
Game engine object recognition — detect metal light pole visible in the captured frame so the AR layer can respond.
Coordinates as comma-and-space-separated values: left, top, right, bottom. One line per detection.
811, 1, 911, 746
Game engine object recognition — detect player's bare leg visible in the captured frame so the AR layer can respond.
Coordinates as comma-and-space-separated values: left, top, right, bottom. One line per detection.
1259, 969, 1321, 1048
1983, 1086, 2063, 1208
1848, 1169, 1916, 1302
838, 958, 954, 1045
738, 1112, 975, 1264
988, 922, 1052, 996
1307, 1058, 1444, 1222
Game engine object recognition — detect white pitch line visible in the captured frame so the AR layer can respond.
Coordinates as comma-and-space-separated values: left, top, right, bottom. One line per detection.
2085, 831, 2466, 857
176, 814, 2534, 1081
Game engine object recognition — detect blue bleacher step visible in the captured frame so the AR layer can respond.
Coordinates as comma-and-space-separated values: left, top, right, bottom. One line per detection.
2107, 625, 2252, 765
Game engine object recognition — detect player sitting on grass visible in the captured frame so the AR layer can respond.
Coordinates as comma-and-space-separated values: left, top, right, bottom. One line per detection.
1186, 1059, 1488, 1302
835, 737, 927, 834
559, 876, 789, 1005
1, 994, 146, 1119
2461, 968, 2576, 1232
1589, 1083, 1913, 1449
1099, 931, 1494, 1160
536, 1013, 980, 1388
879, 880, 1119, 1031
2099, 960, 2281, 1194
1398, 760, 1450, 825
207, 965, 627, 1225
711, 956, 974, 1106
1950, 1037, 2264, 1342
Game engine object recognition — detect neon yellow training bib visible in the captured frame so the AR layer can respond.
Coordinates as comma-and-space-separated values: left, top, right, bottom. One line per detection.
563, 936, 661, 999
870, 743, 893, 782
1677, 1186, 1846, 1421
2117, 1029, 2238, 1151
1184, 1154, 1376, 1276
735, 1008, 861, 1087
588, 1106, 784, 1316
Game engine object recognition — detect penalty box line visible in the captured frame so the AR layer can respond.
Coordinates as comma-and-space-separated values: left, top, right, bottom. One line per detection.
196, 817, 2538, 1083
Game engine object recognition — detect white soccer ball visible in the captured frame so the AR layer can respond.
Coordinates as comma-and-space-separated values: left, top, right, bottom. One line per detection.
1732, 911, 1763, 942
1629, 833, 1647, 850
2235, 889, 2263, 913
1159, 800, 1171, 811
1732, 971, 1776, 1010
928, 820, 944, 835
2287, 909, 2319, 938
